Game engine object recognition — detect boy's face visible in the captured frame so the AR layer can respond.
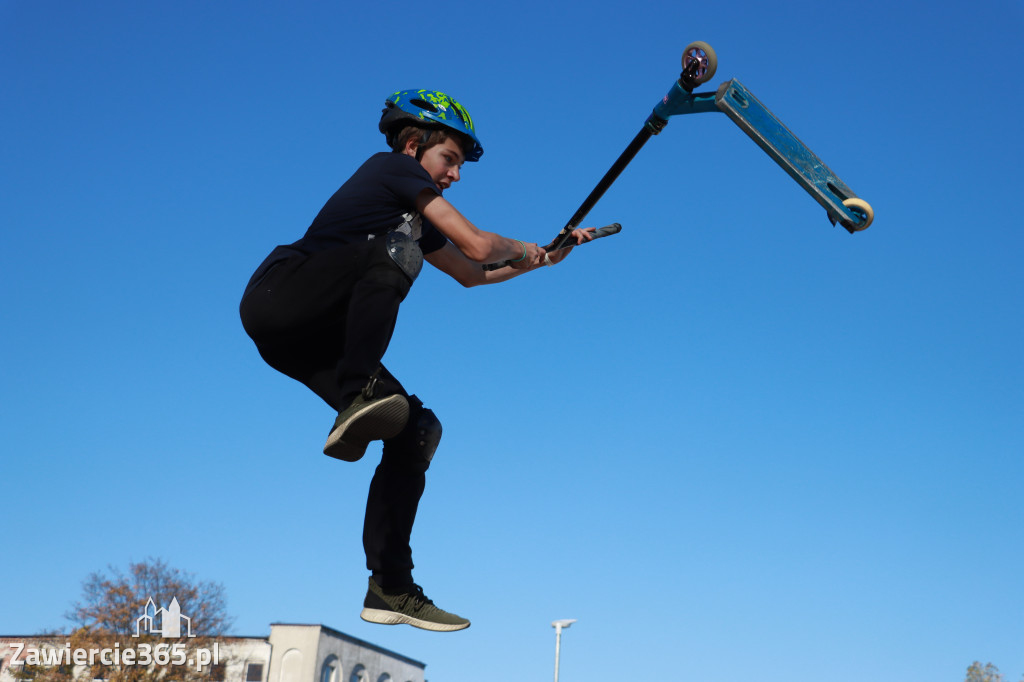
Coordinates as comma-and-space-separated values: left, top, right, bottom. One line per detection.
406, 137, 465, 191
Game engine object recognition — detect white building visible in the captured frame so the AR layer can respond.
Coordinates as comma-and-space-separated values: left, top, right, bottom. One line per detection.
0, 624, 425, 682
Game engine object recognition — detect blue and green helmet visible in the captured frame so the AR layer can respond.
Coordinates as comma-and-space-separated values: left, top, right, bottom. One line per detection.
379, 89, 483, 162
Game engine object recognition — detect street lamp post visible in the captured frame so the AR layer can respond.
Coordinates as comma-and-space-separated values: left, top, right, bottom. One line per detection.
551, 619, 576, 682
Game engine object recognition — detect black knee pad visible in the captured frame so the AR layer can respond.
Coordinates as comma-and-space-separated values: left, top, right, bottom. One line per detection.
411, 405, 442, 469
382, 395, 441, 473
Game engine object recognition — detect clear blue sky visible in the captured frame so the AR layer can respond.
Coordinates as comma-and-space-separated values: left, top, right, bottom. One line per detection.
2, 1, 1022, 681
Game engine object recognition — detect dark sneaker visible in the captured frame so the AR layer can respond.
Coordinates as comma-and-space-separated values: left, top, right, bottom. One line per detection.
323, 393, 409, 462
360, 578, 470, 632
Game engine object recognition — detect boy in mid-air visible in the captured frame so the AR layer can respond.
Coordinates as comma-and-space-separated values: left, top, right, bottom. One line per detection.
240, 89, 592, 631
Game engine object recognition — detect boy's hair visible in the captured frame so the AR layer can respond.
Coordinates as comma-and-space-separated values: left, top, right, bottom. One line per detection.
390, 125, 474, 161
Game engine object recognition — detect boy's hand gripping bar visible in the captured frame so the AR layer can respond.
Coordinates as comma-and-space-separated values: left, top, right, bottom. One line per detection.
481, 223, 622, 271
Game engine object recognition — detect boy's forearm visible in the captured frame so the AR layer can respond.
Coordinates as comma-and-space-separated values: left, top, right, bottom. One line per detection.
480, 263, 529, 284
419, 191, 530, 263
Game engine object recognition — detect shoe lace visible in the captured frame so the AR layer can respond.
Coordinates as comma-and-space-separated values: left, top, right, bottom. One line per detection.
362, 364, 396, 400
394, 584, 434, 612
362, 373, 380, 400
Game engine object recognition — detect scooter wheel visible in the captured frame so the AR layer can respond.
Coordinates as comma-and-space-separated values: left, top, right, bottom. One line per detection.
682, 41, 718, 85
842, 197, 874, 231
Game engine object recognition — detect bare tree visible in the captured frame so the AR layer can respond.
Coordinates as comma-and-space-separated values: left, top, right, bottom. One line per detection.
966, 662, 1024, 682
12, 558, 233, 682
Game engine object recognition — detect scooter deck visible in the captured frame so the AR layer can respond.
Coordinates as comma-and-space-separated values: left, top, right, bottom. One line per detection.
713, 79, 866, 232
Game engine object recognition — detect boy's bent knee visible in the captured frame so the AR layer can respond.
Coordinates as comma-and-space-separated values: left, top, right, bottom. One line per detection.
381, 395, 441, 473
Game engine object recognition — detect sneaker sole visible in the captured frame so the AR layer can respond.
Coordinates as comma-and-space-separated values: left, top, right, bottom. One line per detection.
359, 607, 470, 632
323, 395, 410, 462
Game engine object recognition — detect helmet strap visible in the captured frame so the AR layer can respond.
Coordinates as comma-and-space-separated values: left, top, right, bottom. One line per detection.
415, 130, 431, 161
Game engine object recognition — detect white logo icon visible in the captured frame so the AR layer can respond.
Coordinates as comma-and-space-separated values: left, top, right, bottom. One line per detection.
133, 597, 194, 638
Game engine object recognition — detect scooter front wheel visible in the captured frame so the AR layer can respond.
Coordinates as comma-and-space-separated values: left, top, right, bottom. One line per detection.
682, 41, 717, 85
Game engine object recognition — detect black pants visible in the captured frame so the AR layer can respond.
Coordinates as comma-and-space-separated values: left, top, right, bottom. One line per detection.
239, 238, 427, 586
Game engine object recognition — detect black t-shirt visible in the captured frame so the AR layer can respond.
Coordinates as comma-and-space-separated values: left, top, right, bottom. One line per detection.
296, 151, 448, 255
244, 152, 448, 298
